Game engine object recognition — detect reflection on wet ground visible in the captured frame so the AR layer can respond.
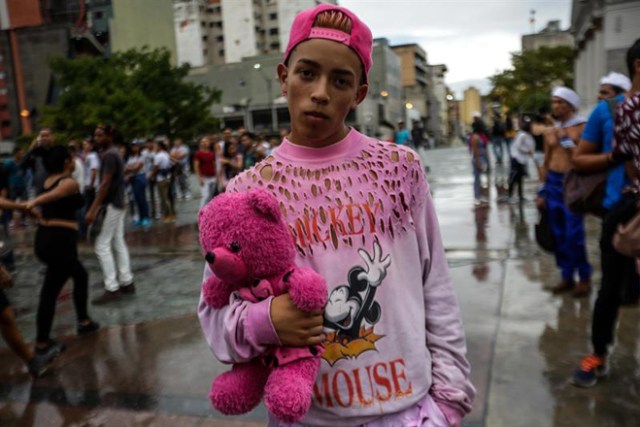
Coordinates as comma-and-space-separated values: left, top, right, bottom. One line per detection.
0, 147, 638, 426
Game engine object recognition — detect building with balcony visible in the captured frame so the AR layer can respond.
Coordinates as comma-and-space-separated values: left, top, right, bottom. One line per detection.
390, 43, 430, 122
571, 0, 640, 112
170, 0, 337, 68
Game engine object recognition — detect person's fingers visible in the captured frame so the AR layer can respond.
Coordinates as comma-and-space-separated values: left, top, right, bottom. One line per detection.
306, 325, 325, 337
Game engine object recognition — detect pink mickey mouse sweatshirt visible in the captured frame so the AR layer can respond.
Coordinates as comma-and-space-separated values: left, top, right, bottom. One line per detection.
198, 129, 475, 426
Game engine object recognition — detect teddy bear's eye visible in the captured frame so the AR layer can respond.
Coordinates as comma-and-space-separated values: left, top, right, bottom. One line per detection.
229, 242, 241, 253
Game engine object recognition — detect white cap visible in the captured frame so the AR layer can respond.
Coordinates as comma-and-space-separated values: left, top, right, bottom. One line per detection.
599, 72, 632, 92
552, 86, 581, 110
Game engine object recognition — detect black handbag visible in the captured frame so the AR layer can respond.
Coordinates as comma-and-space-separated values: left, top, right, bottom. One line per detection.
535, 206, 555, 253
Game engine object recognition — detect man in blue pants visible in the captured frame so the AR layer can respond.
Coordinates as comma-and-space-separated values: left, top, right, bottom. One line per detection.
537, 87, 593, 297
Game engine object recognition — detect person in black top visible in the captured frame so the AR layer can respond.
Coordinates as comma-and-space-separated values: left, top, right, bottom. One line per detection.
0, 176, 59, 377
26, 145, 100, 357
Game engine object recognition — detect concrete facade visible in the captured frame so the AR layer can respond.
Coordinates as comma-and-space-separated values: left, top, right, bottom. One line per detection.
363, 38, 403, 139
521, 20, 574, 52
110, 0, 177, 64
571, 0, 640, 113
429, 64, 449, 144
186, 38, 403, 137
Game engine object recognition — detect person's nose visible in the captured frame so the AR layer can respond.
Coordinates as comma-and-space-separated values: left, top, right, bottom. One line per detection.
311, 77, 330, 105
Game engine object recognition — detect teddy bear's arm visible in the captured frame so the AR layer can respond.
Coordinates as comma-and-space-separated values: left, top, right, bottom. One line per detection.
202, 274, 235, 308
286, 267, 328, 312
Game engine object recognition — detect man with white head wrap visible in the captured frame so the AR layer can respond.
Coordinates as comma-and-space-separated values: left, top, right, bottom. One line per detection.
598, 72, 632, 101
537, 86, 593, 297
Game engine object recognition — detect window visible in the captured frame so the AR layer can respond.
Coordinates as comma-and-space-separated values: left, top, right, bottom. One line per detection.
202, 35, 209, 41
203, 49, 208, 56
269, 28, 278, 35
219, 49, 225, 56
216, 35, 224, 42
209, 22, 215, 28
269, 13, 277, 20
270, 42, 280, 50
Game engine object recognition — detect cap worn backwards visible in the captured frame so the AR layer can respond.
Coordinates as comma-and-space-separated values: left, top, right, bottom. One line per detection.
283, 4, 373, 83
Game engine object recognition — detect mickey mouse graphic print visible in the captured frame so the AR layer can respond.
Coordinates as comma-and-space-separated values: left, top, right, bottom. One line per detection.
215, 129, 474, 424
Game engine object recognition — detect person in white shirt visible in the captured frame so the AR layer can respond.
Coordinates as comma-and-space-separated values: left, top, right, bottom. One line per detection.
150, 140, 175, 222
80, 139, 99, 239
68, 141, 85, 189
507, 117, 536, 202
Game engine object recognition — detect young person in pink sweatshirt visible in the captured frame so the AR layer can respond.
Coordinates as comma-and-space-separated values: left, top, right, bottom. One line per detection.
198, 4, 475, 426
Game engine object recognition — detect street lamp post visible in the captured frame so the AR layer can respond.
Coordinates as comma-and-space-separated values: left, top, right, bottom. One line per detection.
254, 63, 278, 132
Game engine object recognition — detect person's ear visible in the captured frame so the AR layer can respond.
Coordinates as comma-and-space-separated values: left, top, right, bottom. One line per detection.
277, 63, 289, 96
352, 84, 369, 109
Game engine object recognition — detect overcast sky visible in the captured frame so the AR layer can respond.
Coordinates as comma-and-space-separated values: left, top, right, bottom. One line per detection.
339, 0, 572, 98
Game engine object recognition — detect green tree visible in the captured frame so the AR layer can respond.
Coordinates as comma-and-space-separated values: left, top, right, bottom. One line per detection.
489, 46, 574, 114
41, 47, 220, 142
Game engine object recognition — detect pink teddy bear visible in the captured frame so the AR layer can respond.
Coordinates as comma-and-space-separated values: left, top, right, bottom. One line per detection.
198, 189, 327, 423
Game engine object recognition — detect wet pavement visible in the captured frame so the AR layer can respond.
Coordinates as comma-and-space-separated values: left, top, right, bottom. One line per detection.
1, 146, 639, 426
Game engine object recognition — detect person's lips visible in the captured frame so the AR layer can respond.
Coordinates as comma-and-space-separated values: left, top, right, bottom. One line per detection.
304, 111, 329, 121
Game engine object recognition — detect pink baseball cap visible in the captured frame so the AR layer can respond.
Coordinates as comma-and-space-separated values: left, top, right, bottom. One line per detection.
283, 4, 373, 84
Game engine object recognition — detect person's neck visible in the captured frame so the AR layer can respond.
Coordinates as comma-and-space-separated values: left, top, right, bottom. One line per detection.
631, 75, 640, 93
289, 125, 350, 148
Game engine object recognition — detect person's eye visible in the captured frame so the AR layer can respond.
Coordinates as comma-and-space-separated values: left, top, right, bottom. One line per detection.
334, 77, 351, 88
299, 69, 314, 79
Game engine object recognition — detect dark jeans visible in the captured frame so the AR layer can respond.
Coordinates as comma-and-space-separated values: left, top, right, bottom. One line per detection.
130, 174, 149, 221
34, 226, 89, 342
592, 193, 640, 356
508, 158, 526, 199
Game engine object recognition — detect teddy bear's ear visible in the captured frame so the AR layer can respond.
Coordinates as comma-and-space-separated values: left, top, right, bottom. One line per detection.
247, 189, 281, 222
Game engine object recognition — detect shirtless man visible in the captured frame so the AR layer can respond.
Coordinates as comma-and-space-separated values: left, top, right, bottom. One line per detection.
537, 87, 592, 296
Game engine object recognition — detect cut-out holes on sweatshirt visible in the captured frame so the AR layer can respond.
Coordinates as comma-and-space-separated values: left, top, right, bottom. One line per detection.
234, 146, 424, 257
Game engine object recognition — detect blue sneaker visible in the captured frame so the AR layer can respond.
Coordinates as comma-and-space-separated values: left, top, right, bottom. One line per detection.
570, 354, 608, 387
140, 219, 151, 229
132, 220, 142, 227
